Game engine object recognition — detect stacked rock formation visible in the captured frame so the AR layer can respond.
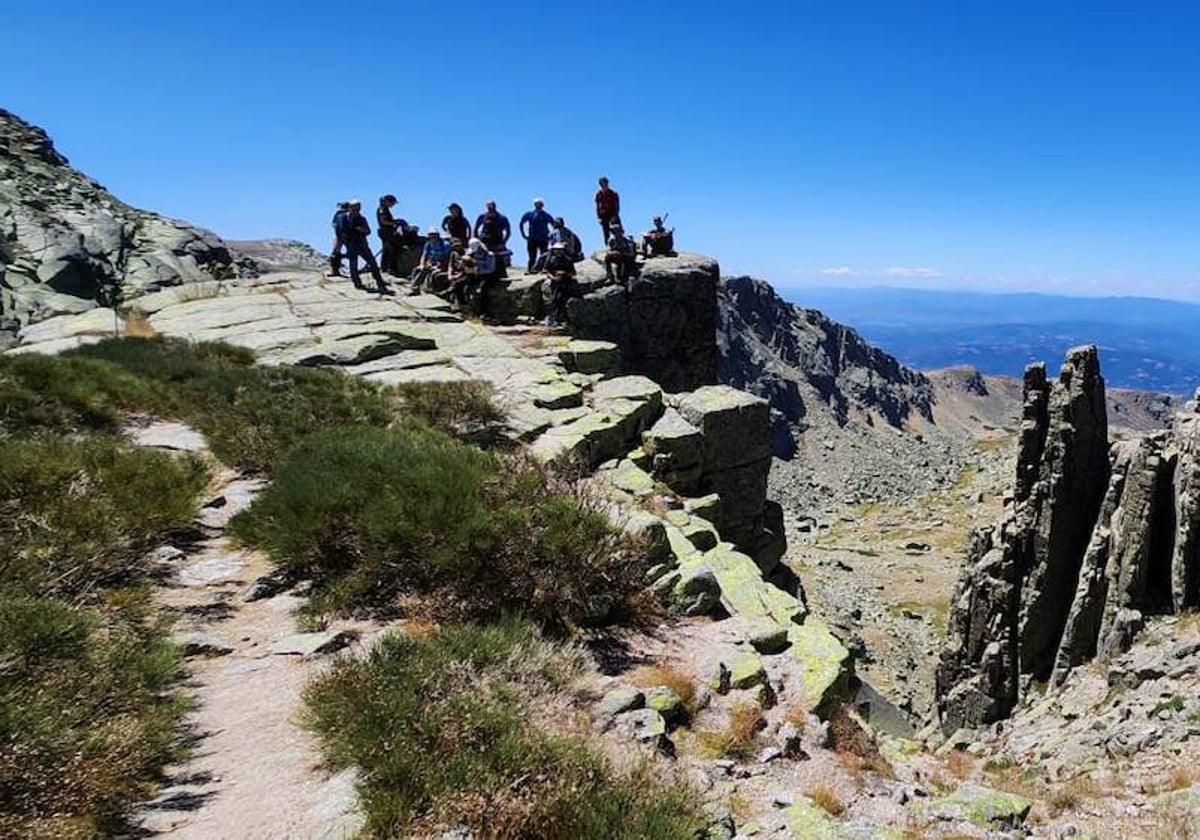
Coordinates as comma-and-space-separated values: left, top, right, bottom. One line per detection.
937, 345, 1200, 731
0, 108, 255, 345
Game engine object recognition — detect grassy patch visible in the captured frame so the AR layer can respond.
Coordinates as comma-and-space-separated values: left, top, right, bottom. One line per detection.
231, 426, 649, 628
0, 434, 206, 838
805, 784, 845, 816
304, 620, 702, 839
696, 702, 765, 760
392, 380, 503, 441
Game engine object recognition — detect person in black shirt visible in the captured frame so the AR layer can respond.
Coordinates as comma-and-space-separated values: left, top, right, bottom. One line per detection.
377, 195, 401, 275
442, 203, 471, 244
338, 200, 390, 294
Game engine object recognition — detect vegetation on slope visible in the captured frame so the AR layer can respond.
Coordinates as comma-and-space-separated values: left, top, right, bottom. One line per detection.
305, 620, 703, 840
1, 337, 697, 838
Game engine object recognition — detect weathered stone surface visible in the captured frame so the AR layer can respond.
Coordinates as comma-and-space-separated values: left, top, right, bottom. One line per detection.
1, 107, 259, 345
566, 253, 719, 391
923, 784, 1031, 830
938, 345, 1200, 729
642, 408, 704, 493
269, 631, 350, 657
598, 686, 645, 716
558, 339, 620, 376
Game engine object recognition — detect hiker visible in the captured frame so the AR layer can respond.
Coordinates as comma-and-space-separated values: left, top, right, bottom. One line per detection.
337, 200, 390, 293
474, 200, 511, 250
642, 215, 675, 257
543, 241, 576, 328
442, 202, 471, 244
448, 238, 497, 314
377, 195, 401, 275
410, 228, 452, 294
519, 198, 554, 272
595, 176, 620, 244
549, 217, 583, 262
603, 222, 637, 284
329, 201, 349, 277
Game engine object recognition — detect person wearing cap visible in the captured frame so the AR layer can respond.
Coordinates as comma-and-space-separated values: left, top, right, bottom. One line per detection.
518, 198, 555, 273
595, 176, 621, 245
442, 203, 471, 244
447, 238, 498, 314
410, 228, 452, 295
548, 216, 583, 263
473, 200, 511, 251
336, 200, 390, 294
543, 240, 576, 328
603, 220, 637, 285
328, 201, 350, 277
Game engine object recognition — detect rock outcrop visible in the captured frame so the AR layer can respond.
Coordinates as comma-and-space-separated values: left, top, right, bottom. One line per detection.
936, 345, 1199, 730
717, 275, 934, 457
567, 253, 719, 392
1, 108, 254, 346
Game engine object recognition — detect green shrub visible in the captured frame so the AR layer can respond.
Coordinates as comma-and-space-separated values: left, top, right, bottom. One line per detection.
0, 354, 158, 436
0, 437, 207, 599
304, 620, 702, 839
70, 337, 395, 472
231, 426, 647, 628
392, 380, 503, 441
0, 592, 185, 840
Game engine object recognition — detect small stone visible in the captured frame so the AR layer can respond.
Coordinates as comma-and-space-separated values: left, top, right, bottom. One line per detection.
710, 662, 732, 694
758, 747, 782, 764
598, 686, 645, 716
772, 791, 795, 808
616, 707, 667, 742
269, 631, 350, 657
176, 632, 234, 657
748, 622, 790, 655
730, 653, 767, 689
647, 686, 685, 724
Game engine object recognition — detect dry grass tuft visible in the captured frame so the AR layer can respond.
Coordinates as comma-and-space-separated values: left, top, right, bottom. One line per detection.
943, 749, 975, 781
628, 665, 696, 710
1046, 773, 1100, 817
806, 784, 845, 816
828, 706, 894, 782
1161, 762, 1199, 793
696, 702, 765, 760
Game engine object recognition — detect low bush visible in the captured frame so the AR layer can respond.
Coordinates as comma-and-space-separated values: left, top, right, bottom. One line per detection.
0, 436, 207, 599
0, 592, 185, 839
0, 434, 204, 837
392, 380, 503, 441
304, 620, 702, 839
72, 337, 395, 472
0, 353, 156, 436
231, 426, 648, 628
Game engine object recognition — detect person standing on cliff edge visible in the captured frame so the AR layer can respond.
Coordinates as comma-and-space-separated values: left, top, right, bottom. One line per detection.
519, 198, 554, 272
595, 176, 620, 245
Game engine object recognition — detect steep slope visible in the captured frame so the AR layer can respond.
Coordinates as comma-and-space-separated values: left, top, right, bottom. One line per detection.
718, 275, 934, 449
0, 108, 255, 345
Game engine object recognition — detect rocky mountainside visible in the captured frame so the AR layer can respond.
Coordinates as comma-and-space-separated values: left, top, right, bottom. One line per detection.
0, 108, 256, 346
718, 275, 934, 455
936, 345, 1200, 731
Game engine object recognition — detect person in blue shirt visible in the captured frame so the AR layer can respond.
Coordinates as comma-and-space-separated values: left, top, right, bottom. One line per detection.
518, 198, 554, 272
409, 228, 452, 294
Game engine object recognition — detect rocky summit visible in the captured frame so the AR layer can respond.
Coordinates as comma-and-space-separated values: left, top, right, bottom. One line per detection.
0, 108, 257, 344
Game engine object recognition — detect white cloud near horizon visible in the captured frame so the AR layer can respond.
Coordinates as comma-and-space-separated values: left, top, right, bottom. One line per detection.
819, 266, 866, 276
882, 266, 943, 278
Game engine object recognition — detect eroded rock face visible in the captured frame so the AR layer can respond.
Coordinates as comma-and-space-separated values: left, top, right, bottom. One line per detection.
716, 275, 934, 458
0, 108, 255, 345
937, 346, 1200, 730
567, 253, 719, 392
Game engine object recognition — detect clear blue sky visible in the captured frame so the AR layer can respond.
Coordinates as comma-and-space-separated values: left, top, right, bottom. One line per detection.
4, 2, 1199, 298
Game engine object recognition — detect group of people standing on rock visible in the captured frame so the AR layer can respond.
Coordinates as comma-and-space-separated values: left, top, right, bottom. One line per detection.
326, 177, 677, 327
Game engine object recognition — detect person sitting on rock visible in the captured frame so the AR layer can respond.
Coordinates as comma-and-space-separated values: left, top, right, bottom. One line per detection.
641, 215, 675, 258
603, 222, 638, 284
337, 200, 390, 294
519, 198, 555, 273
329, 201, 350, 277
549, 216, 583, 263
448, 238, 498, 316
409, 228, 452, 295
543, 240, 576, 328
442, 202, 471, 244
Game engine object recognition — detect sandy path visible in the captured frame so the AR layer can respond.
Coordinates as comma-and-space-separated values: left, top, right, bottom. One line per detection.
125, 424, 365, 840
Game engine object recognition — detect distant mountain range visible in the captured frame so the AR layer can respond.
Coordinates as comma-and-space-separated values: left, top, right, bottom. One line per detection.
782, 286, 1200, 394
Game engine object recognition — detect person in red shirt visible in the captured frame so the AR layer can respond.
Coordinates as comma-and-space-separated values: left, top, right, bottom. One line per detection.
595, 176, 621, 245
